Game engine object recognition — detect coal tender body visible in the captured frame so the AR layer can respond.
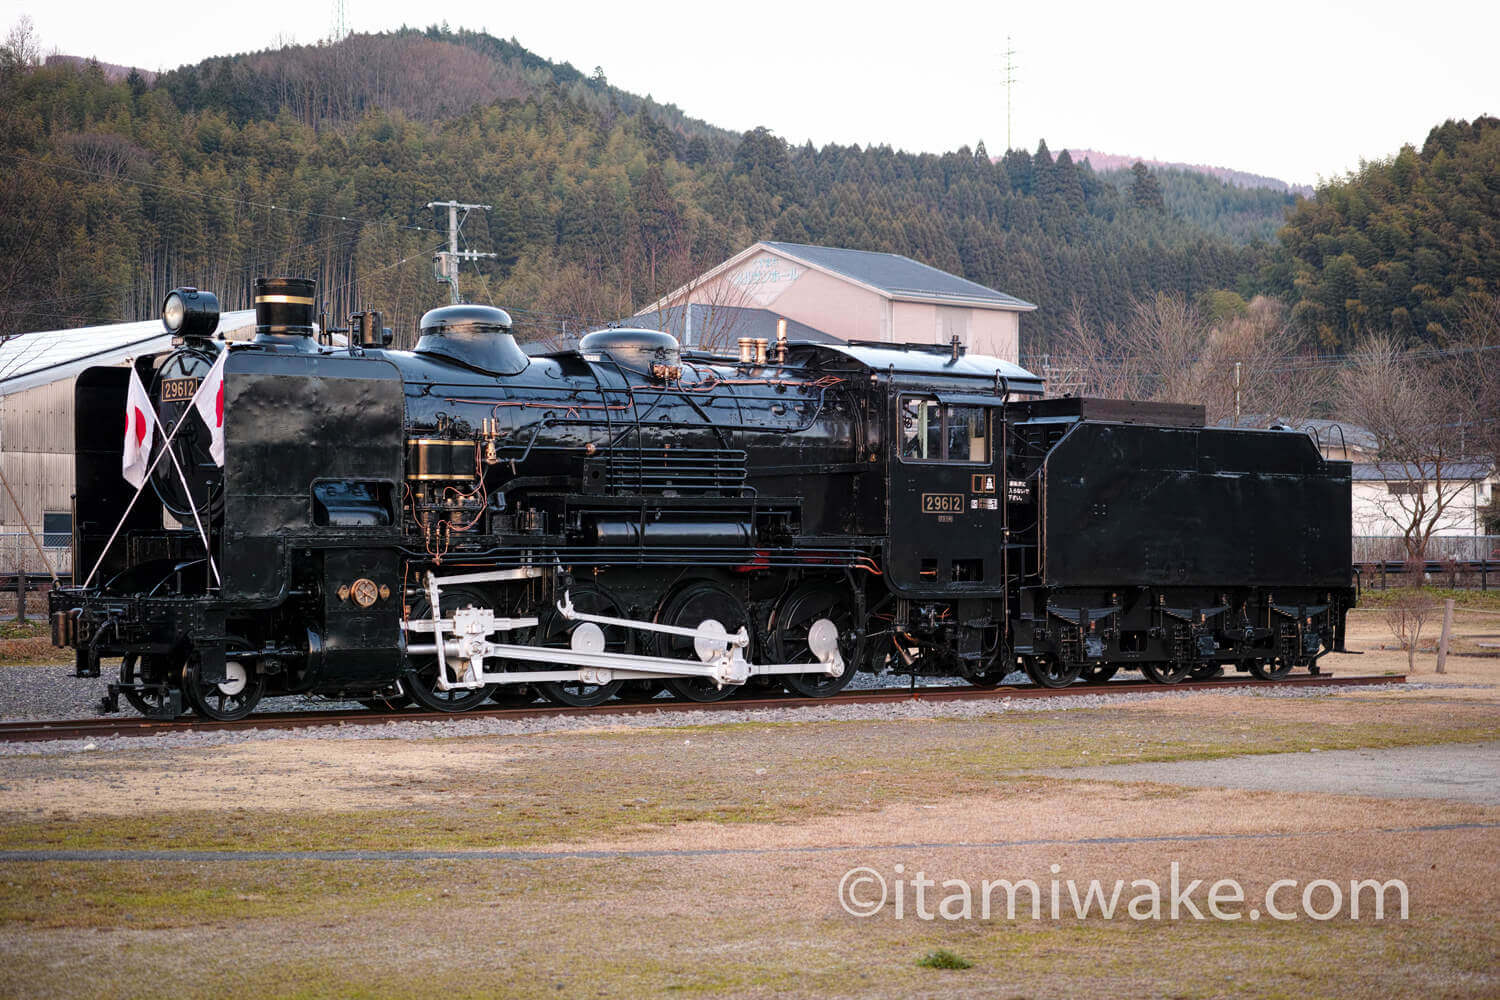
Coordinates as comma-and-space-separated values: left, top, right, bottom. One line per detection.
49, 277, 1355, 719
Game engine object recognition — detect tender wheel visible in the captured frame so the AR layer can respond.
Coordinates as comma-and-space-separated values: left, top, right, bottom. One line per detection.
771, 583, 860, 698
656, 581, 748, 703
1080, 664, 1119, 685
534, 584, 627, 707
185, 659, 265, 721
1189, 663, 1224, 680
1248, 658, 1294, 681
1025, 654, 1083, 688
403, 585, 496, 713
119, 653, 182, 718
1141, 661, 1195, 685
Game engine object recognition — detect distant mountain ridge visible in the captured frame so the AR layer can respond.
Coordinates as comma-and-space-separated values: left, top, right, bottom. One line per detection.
1068, 149, 1313, 196
44, 54, 156, 85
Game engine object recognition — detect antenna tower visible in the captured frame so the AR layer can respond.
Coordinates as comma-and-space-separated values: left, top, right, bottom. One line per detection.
1004, 36, 1018, 152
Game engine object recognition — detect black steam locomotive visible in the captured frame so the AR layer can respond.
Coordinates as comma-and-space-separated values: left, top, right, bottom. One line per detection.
49, 277, 1355, 719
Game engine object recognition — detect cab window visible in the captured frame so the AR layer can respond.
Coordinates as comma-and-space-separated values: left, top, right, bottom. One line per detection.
899, 397, 989, 463
901, 397, 943, 460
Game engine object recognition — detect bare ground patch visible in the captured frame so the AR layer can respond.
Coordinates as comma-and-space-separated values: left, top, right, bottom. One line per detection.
1, 817, 1495, 999
1, 696, 1497, 851
4, 601, 1499, 998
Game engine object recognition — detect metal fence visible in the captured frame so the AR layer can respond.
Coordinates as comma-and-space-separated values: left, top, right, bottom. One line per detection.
1353, 536, 1500, 563
0, 531, 71, 579
0, 532, 70, 618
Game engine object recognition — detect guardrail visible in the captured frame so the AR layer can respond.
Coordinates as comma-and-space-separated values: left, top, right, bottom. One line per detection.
1356, 559, 1497, 592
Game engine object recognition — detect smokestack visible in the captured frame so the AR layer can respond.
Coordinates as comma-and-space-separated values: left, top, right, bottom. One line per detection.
253, 276, 317, 346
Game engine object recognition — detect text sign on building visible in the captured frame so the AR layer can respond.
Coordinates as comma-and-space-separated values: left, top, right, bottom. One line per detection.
727, 254, 804, 306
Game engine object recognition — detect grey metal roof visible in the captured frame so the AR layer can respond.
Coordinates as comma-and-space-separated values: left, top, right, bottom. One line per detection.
762, 242, 1036, 310
1351, 461, 1495, 482
1296, 418, 1378, 452
0, 311, 257, 396
627, 304, 839, 348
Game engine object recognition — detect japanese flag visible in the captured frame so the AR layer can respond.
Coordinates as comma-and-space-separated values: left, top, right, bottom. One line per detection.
122, 368, 157, 489
192, 349, 229, 467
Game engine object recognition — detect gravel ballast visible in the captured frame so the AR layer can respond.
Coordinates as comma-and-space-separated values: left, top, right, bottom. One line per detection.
0, 665, 1422, 756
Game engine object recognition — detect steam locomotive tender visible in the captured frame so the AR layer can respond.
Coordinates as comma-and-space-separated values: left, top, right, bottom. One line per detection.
50, 278, 1356, 719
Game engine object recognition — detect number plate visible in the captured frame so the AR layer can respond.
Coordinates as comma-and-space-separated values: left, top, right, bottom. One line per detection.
921, 493, 964, 514
160, 377, 202, 402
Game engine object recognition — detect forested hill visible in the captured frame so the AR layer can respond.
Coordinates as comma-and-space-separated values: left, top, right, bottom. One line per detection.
1276, 115, 1500, 347
0, 26, 1493, 355
0, 26, 1276, 348
1068, 149, 1311, 195
1094, 167, 1296, 243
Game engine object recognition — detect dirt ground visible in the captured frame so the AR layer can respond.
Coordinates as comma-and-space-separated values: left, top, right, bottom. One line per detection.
1, 598, 1498, 998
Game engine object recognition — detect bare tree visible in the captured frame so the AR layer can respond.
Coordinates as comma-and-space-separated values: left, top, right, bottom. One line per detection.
1337, 335, 1490, 566
1, 16, 41, 75
1452, 294, 1500, 469
647, 264, 760, 354
1383, 588, 1433, 672
1045, 293, 1327, 425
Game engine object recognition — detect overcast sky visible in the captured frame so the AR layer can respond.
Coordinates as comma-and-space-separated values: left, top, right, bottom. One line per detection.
6, 0, 1496, 185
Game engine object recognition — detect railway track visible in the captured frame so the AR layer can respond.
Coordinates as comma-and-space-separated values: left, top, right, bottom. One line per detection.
0, 673, 1404, 744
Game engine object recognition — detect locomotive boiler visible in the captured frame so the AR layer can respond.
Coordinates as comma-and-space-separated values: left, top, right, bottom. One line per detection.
49, 277, 1356, 719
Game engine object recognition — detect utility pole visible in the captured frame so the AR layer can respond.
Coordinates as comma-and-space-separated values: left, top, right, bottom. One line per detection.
426, 200, 498, 305
1003, 36, 1018, 152
1233, 361, 1242, 427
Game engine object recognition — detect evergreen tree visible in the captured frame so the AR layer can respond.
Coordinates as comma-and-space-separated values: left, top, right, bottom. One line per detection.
1130, 161, 1166, 212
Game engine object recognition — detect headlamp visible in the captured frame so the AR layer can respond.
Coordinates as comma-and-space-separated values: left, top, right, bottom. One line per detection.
162, 287, 219, 339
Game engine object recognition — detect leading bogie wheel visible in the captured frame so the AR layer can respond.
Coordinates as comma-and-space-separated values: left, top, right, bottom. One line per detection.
771, 583, 860, 698
403, 585, 497, 713
534, 584, 628, 707
185, 657, 265, 721
119, 652, 182, 718
655, 581, 749, 703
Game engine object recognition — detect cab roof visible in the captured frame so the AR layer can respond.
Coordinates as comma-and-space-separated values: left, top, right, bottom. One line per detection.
797, 341, 1044, 392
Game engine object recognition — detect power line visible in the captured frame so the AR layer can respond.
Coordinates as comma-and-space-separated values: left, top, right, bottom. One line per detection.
0, 224, 377, 321
0, 151, 434, 235
325, 240, 448, 299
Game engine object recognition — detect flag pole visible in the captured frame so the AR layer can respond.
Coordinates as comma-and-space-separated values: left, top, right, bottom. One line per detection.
160, 443, 221, 587
83, 356, 227, 590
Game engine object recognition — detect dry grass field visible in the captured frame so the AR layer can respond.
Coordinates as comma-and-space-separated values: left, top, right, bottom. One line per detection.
1, 589, 1497, 998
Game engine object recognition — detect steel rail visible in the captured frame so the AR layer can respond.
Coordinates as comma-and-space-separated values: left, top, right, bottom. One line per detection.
0, 673, 1405, 744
